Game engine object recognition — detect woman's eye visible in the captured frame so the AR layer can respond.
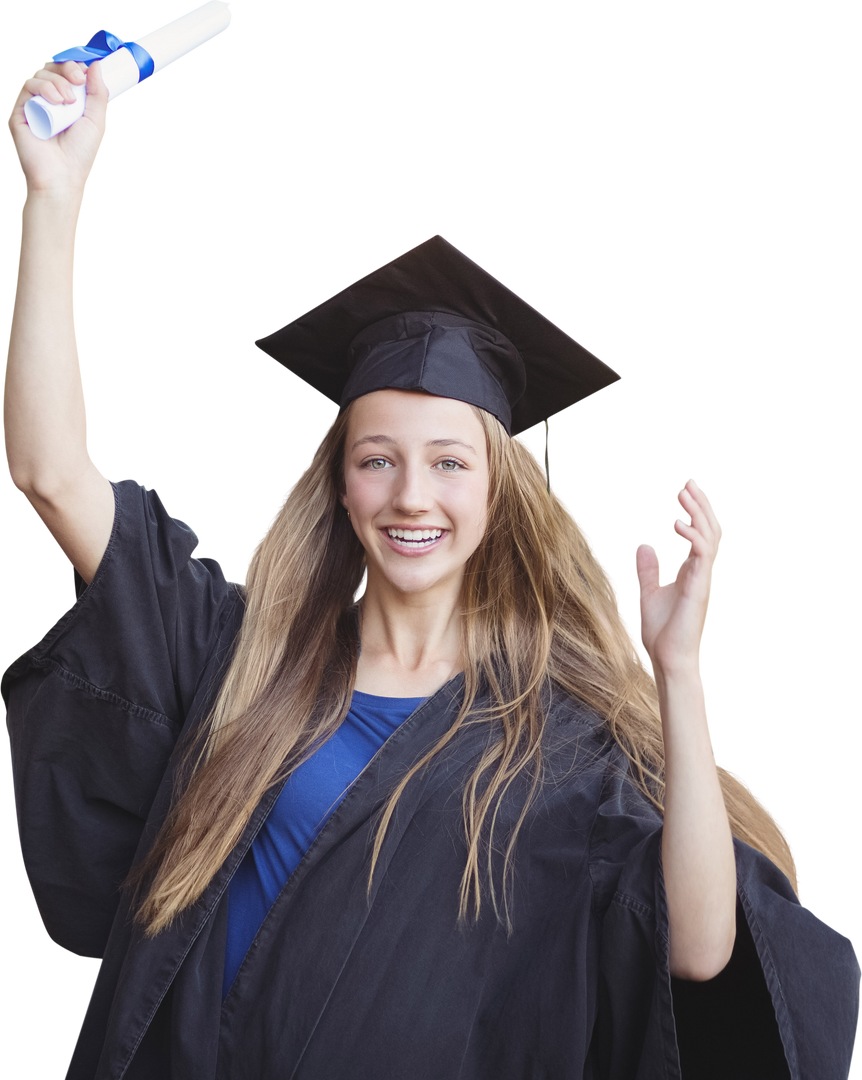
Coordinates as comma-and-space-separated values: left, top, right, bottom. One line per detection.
358, 457, 466, 470
437, 459, 463, 472
364, 458, 390, 470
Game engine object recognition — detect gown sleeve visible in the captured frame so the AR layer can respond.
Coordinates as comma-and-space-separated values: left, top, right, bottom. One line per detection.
588, 748, 860, 1080
2, 480, 240, 959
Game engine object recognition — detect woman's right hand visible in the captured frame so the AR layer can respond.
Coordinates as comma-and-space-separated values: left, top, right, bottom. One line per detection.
8, 60, 108, 197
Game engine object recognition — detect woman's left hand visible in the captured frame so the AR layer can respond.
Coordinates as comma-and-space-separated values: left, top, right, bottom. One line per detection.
636, 480, 721, 678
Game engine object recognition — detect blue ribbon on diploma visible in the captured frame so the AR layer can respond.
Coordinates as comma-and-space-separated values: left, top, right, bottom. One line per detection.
53, 30, 155, 82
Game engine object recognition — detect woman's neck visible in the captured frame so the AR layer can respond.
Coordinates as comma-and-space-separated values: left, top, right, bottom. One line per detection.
358, 591, 466, 673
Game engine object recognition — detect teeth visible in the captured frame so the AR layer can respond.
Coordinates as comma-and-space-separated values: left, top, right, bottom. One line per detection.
387, 527, 443, 543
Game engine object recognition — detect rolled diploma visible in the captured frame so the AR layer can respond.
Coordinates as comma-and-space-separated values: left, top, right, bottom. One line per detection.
24, 1, 231, 140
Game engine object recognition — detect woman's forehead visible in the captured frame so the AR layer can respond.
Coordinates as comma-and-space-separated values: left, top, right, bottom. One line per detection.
349, 390, 486, 427
346, 390, 487, 453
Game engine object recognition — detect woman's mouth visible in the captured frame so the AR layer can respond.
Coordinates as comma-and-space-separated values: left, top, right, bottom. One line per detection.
384, 529, 451, 557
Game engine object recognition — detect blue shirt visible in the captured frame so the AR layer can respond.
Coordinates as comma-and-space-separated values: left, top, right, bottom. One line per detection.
223, 690, 424, 997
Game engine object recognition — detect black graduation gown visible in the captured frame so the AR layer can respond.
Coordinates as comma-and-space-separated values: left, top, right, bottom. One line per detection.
3, 481, 859, 1080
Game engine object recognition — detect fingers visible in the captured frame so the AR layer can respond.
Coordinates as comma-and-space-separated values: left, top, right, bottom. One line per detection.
674, 481, 721, 565
25, 62, 87, 105
681, 479, 721, 538
636, 544, 660, 594
674, 486, 702, 539
45, 61, 89, 78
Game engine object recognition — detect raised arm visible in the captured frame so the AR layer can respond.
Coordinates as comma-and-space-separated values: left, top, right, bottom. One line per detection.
5, 60, 114, 583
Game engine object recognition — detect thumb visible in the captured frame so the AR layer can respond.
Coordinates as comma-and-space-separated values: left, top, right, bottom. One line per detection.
82, 60, 109, 145
636, 544, 659, 595
85, 61, 109, 112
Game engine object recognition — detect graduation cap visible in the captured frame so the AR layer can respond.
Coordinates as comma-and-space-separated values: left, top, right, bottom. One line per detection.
255, 236, 619, 437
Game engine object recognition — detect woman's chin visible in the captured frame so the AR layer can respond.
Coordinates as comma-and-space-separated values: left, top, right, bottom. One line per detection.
368, 561, 462, 601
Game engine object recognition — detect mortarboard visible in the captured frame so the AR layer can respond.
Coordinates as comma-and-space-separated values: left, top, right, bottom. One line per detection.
255, 236, 619, 437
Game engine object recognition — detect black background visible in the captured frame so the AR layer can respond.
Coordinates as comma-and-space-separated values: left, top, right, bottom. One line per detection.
1, 6, 851, 1071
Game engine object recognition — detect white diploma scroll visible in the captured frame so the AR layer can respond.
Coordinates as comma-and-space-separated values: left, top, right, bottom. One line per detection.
24, 1, 231, 140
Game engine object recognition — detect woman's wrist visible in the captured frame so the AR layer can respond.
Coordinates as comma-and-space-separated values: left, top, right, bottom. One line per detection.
22, 188, 84, 245
24, 183, 85, 211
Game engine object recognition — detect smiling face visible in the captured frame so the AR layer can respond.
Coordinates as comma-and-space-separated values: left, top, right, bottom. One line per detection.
341, 390, 490, 603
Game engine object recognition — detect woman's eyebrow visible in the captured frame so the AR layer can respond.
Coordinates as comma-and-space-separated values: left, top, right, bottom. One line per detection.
350, 436, 476, 453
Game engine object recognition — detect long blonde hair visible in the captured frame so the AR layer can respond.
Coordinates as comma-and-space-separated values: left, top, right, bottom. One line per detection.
132, 401, 796, 934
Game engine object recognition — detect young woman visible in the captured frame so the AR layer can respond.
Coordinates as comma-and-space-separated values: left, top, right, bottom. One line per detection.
4, 61, 859, 1080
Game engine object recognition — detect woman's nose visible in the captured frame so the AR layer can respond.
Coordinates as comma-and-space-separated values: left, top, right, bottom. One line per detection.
391, 466, 432, 511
